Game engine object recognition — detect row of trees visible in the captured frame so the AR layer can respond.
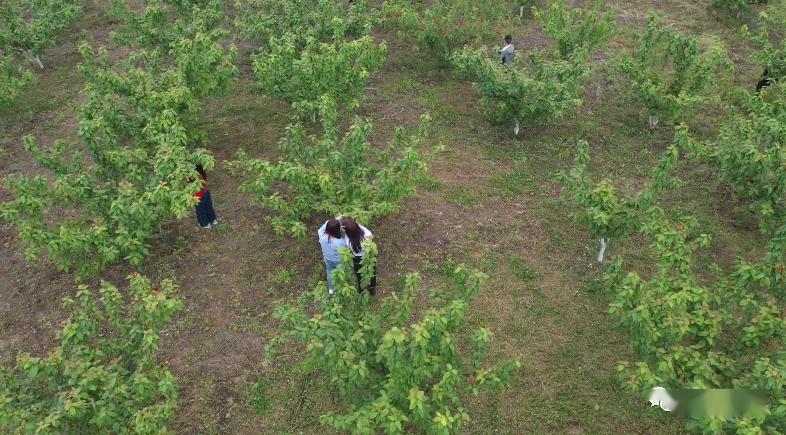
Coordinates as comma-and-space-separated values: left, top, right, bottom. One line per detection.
1, 0, 236, 432
396, 1, 733, 137
1, 0, 524, 433
558, 2, 786, 431
3, 0, 781, 433
230, 1, 521, 433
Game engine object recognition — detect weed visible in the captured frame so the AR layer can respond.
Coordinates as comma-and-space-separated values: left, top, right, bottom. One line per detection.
248, 380, 271, 415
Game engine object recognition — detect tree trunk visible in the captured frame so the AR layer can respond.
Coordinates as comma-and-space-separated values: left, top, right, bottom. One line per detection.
648, 115, 659, 129
513, 120, 520, 136
28, 52, 44, 69
520, 5, 524, 17
597, 238, 607, 263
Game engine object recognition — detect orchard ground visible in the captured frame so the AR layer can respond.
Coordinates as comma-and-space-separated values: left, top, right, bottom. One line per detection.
0, 1, 770, 433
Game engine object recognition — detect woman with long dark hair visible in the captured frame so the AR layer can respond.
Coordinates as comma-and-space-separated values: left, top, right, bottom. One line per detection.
194, 164, 218, 229
318, 217, 345, 295
342, 219, 377, 295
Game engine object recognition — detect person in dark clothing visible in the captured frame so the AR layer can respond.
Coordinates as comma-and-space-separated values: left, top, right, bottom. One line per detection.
756, 68, 774, 93
342, 219, 377, 295
194, 164, 218, 229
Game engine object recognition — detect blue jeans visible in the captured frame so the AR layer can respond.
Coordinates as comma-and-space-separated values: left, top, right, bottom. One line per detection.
195, 190, 217, 227
324, 259, 341, 290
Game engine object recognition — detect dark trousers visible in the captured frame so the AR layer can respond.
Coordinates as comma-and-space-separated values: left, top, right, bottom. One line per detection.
353, 256, 377, 294
195, 190, 217, 227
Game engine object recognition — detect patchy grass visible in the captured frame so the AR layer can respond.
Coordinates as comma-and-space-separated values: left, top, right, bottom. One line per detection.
0, 1, 775, 434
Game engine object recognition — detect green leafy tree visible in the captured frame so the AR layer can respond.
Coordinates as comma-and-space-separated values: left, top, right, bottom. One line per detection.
383, 0, 518, 62
0, 38, 234, 279
227, 97, 438, 238
711, 0, 769, 18
556, 137, 681, 262
605, 208, 786, 433
109, 0, 226, 54
0, 57, 32, 107
743, 1, 786, 81
532, 0, 616, 59
452, 46, 589, 136
234, 0, 374, 43
0, 0, 85, 69
682, 85, 786, 232
616, 14, 733, 128
267, 251, 521, 434
0, 273, 182, 434
251, 35, 386, 118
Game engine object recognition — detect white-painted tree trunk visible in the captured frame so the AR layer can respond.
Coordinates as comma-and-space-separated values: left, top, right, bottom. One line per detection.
520, 5, 525, 17
597, 238, 607, 263
648, 115, 659, 129
28, 51, 44, 69
513, 120, 520, 136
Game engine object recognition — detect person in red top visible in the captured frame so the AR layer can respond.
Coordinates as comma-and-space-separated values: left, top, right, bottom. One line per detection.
194, 164, 218, 229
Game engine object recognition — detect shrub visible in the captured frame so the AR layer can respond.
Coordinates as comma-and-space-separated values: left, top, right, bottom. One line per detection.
0, 58, 32, 108
251, 35, 386, 117
616, 14, 733, 128
606, 208, 786, 432
234, 0, 374, 43
0, 36, 234, 279
383, 0, 518, 63
681, 85, 786, 232
532, 0, 616, 60
743, 1, 786, 81
556, 136, 682, 262
227, 97, 438, 238
0, 274, 182, 434
0, 0, 85, 69
452, 46, 589, 136
267, 249, 521, 434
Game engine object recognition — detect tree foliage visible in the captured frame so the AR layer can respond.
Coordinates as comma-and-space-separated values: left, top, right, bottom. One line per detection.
0, 0, 85, 68
710, 0, 769, 17
452, 46, 589, 135
605, 208, 786, 433
616, 14, 733, 127
743, 1, 786, 80
228, 97, 438, 238
109, 0, 225, 55
0, 273, 181, 434
383, 0, 518, 62
0, 1, 236, 279
0, 0, 85, 106
0, 58, 32, 107
532, 0, 616, 59
251, 34, 386, 117
268, 251, 521, 434
556, 137, 682, 262
234, 0, 374, 43
682, 85, 786, 232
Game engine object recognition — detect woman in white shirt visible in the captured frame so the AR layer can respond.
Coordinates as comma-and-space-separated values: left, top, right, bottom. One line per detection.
317, 218, 345, 295
499, 34, 515, 65
342, 219, 377, 295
